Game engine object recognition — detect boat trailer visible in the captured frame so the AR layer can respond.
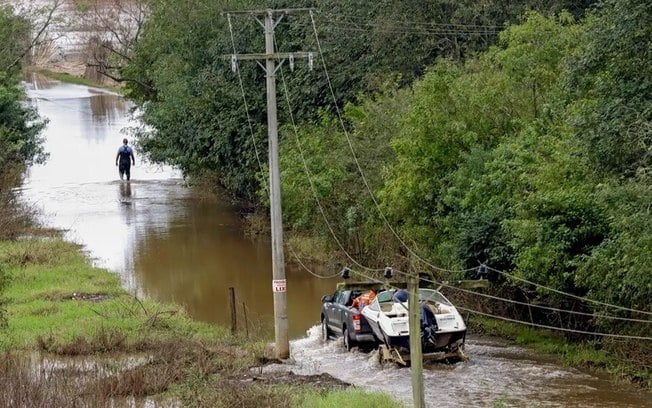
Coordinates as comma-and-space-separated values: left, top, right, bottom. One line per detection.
377, 342, 467, 366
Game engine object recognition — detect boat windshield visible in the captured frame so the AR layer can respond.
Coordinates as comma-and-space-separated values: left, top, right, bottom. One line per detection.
375, 290, 395, 303
418, 289, 452, 306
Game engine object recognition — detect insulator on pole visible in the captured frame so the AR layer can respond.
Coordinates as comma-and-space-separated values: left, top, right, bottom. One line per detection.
289, 54, 295, 71
231, 55, 237, 73
308, 52, 313, 71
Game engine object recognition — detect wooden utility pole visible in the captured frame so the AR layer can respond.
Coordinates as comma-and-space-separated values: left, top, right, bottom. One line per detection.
408, 272, 425, 407
225, 8, 313, 360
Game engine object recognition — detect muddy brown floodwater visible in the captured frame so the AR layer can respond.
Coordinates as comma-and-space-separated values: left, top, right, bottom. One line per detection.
20, 76, 650, 407
21, 74, 339, 339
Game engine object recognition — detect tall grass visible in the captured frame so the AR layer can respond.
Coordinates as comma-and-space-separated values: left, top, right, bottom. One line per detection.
297, 389, 405, 408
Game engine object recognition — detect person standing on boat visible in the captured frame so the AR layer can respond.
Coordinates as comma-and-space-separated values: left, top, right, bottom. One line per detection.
115, 138, 135, 180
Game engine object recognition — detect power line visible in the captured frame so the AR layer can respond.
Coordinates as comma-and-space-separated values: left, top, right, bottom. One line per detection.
226, 13, 268, 194
485, 265, 652, 317
287, 247, 343, 279
318, 12, 506, 29
455, 306, 652, 341
390, 268, 651, 324
322, 24, 501, 36
276, 20, 501, 36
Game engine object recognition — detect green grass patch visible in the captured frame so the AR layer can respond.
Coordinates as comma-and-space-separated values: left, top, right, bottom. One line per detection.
0, 238, 226, 352
38, 70, 123, 94
297, 388, 405, 408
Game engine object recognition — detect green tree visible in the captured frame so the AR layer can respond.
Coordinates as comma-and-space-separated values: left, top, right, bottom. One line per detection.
567, 0, 651, 176
0, 4, 48, 204
380, 13, 583, 271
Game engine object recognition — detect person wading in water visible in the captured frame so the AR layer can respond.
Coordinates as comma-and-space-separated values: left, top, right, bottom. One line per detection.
115, 138, 135, 180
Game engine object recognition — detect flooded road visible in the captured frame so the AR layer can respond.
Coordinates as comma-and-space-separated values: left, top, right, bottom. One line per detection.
21, 75, 339, 339
283, 328, 650, 407
19, 77, 650, 407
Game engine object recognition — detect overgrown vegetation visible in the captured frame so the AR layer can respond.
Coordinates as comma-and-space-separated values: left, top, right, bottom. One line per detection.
118, 0, 650, 386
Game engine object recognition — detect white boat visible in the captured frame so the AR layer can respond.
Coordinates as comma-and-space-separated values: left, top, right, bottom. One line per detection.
360, 288, 467, 363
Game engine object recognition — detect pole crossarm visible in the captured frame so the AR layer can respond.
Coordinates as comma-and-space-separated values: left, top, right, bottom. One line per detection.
224, 52, 312, 61
223, 8, 315, 16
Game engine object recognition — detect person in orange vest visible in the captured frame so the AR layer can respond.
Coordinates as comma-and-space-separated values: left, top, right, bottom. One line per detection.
351, 290, 376, 310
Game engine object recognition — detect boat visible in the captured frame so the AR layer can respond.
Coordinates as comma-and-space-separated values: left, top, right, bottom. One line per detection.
360, 287, 467, 364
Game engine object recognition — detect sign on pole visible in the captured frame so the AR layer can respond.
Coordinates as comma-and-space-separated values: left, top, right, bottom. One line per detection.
272, 279, 287, 292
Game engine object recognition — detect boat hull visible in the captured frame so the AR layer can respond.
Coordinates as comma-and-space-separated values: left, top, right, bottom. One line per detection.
381, 329, 466, 353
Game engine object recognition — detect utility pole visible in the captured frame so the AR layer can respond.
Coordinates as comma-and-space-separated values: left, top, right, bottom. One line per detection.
408, 271, 425, 407
224, 8, 313, 360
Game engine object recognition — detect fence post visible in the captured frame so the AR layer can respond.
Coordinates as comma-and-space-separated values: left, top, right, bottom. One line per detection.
228, 287, 237, 335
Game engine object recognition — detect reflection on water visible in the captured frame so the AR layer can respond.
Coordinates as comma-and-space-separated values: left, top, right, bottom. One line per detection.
21, 75, 338, 339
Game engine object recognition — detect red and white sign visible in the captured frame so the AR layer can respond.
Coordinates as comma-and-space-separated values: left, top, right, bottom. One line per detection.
272, 279, 287, 292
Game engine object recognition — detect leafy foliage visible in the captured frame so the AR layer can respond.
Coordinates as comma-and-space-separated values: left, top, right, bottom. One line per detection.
0, 7, 47, 176
123, 0, 592, 203
567, 0, 652, 176
123, 0, 650, 336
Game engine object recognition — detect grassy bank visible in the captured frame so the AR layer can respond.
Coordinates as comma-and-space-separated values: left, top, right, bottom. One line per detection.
35, 69, 123, 94
0, 237, 402, 407
468, 316, 651, 389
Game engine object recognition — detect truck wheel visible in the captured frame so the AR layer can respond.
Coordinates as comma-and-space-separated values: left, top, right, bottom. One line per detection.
343, 327, 357, 351
321, 318, 330, 342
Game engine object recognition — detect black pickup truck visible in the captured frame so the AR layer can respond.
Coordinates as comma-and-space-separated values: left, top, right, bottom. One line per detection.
320, 283, 381, 350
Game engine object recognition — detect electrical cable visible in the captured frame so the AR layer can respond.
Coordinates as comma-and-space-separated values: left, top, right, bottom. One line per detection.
274, 34, 383, 275
389, 268, 651, 324
320, 24, 501, 36
318, 12, 506, 30
287, 247, 342, 279
226, 13, 269, 194
485, 265, 652, 317
454, 306, 652, 341
276, 19, 501, 36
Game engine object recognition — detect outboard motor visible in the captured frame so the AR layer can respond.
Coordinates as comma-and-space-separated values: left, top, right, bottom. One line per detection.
420, 302, 438, 348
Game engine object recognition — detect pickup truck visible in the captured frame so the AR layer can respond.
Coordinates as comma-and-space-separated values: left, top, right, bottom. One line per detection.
320, 283, 381, 351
